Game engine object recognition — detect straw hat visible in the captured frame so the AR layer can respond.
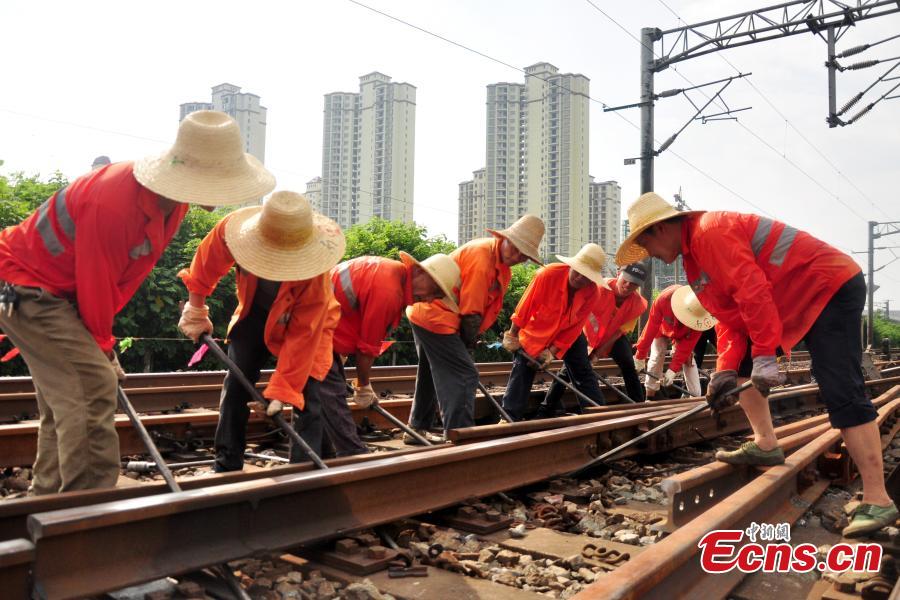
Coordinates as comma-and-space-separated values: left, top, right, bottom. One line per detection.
399, 251, 461, 313
488, 214, 545, 264
671, 285, 717, 331
224, 191, 345, 282
615, 192, 702, 266
134, 110, 275, 206
556, 243, 611, 289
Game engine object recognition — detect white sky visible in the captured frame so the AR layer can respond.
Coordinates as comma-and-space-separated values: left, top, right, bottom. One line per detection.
1, 0, 899, 303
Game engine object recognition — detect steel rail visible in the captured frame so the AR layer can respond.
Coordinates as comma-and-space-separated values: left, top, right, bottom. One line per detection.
575, 387, 900, 600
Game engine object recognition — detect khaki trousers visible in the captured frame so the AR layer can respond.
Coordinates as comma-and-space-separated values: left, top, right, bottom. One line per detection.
0, 286, 119, 495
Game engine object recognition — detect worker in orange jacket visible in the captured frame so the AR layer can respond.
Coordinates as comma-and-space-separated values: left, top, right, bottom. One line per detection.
540, 262, 649, 414
617, 192, 897, 538
0, 111, 274, 494
634, 284, 715, 399
501, 244, 608, 421
406, 215, 545, 440
178, 191, 345, 472
302, 252, 460, 455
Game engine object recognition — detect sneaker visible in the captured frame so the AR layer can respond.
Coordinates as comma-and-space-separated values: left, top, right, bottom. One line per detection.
843, 503, 900, 538
402, 428, 443, 445
715, 442, 785, 466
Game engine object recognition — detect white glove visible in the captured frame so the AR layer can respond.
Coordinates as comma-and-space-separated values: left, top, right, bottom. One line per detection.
663, 368, 676, 387
352, 382, 377, 408
178, 303, 213, 342
502, 330, 521, 352
537, 348, 555, 368
109, 352, 126, 383
251, 399, 283, 417
633, 357, 647, 373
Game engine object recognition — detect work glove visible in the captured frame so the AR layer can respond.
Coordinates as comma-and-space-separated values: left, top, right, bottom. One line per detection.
633, 356, 647, 373
750, 355, 785, 396
706, 369, 739, 414
351, 382, 377, 408
537, 348, 555, 368
109, 351, 126, 383
250, 399, 283, 417
663, 368, 676, 387
502, 330, 521, 353
459, 314, 483, 350
178, 303, 214, 342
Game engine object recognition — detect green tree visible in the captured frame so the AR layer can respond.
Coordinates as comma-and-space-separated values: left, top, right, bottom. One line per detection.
343, 217, 455, 261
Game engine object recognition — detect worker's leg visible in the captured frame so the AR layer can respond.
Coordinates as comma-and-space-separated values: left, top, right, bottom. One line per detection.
0, 285, 119, 494
538, 367, 569, 417
610, 336, 644, 402
290, 376, 324, 463
214, 307, 270, 472
318, 353, 368, 457
562, 334, 605, 408
645, 337, 667, 399
501, 352, 538, 421
413, 326, 477, 434
682, 356, 702, 397
408, 325, 439, 430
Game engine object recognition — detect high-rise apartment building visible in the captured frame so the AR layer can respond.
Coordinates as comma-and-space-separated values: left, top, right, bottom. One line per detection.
458, 168, 486, 243
458, 63, 590, 259
320, 72, 416, 230
588, 178, 621, 271
179, 83, 267, 163
305, 177, 323, 212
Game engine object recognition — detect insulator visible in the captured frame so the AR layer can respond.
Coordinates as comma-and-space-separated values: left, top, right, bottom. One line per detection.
846, 59, 879, 70
656, 88, 683, 98
850, 104, 874, 123
839, 92, 864, 115
658, 134, 677, 153
837, 44, 870, 58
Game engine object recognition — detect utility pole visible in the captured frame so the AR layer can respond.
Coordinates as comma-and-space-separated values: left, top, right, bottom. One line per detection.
868, 220, 876, 348
639, 27, 659, 318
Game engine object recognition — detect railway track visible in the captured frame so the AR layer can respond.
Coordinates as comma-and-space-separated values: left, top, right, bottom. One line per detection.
1, 367, 898, 599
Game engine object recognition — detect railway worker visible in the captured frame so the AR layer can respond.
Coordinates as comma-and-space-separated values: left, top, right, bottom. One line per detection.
616, 192, 898, 538
177, 191, 345, 472
538, 261, 650, 415
501, 243, 608, 421
406, 215, 545, 441
0, 110, 275, 494
296, 251, 461, 455
633, 284, 715, 399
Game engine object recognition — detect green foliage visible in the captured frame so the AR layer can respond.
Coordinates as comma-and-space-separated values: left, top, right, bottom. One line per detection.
0, 170, 68, 229
343, 218, 455, 261
874, 314, 900, 348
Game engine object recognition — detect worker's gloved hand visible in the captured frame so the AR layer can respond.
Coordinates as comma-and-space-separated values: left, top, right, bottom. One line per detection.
108, 351, 126, 383
459, 314, 483, 350
663, 368, 676, 387
706, 369, 739, 413
537, 348, 555, 368
750, 355, 785, 396
351, 382, 377, 408
250, 399, 283, 417
178, 303, 213, 342
633, 356, 647, 373
502, 330, 521, 352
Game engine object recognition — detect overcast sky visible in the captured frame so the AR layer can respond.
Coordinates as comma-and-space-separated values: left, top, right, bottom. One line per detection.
2, 1, 898, 303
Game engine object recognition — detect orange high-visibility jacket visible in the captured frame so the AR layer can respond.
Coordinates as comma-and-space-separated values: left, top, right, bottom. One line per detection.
178, 216, 335, 409
408, 237, 511, 334
635, 285, 700, 373
584, 278, 647, 357
512, 263, 599, 358
0, 162, 188, 352
680, 212, 861, 371
331, 256, 413, 357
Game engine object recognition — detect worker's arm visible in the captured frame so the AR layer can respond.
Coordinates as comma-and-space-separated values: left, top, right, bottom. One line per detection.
355, 352, 377, 386
669, 329, 701, 372
634, 304, 663, 360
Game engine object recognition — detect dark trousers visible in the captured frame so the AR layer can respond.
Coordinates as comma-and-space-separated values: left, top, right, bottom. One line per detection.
609, 335, 645, 402
504, 335, 605, 421
408, 324, 477, 434
290, 353, 368, 462
693, 327, 717, 373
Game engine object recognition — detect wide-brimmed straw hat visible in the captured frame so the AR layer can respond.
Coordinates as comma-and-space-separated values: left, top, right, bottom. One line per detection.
399, 252, 461, 313
224, 191, 345, 282
671, 285, 717, 331
615, 192, 702, 266
488, 214, 545, 264
134, 110, 275, 206
556, 243, 611, 289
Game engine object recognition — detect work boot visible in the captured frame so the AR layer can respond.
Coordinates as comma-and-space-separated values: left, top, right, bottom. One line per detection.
843, 503, 900, 538
402, 428, 443, 446
715, 442, 785, 466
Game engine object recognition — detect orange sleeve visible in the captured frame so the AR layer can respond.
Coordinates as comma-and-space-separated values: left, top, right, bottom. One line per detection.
457, 247, 495, 317
635, 302, 662, 360
511, 268, 544, 329
177, 217, 235, 297
264, 275, 333, 409
670, 329, 701, 372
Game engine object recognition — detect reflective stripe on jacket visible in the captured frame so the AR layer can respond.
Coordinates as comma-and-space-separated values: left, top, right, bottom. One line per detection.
512, 263, 599, 358
331, 256, 412, 356
680, 212, 861, 371
0, 162, 188, 352
634, 285, 700, 372
178, 216, 334, 409
408, 237, 511, 334
585, 278, 647, 355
